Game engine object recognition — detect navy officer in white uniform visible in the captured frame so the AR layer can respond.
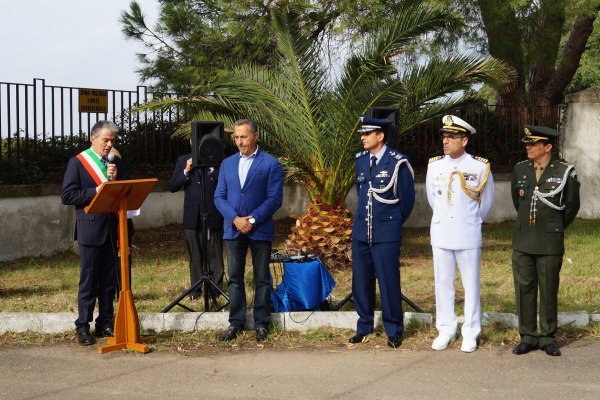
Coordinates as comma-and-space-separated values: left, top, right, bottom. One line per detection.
426, 115, 494, 353
350, 115, 415, 348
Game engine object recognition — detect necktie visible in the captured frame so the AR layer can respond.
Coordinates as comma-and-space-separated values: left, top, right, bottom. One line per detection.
101, 157, 108, 169
534, 162, 543, 182
370, 156, 377, 174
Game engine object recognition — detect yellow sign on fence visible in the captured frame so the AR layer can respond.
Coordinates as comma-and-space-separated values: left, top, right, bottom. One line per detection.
79, 88, 108, 113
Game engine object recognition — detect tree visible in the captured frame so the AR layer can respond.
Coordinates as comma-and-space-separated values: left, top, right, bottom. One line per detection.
565, 13, 600, 94
426, 0, 600, 107
121, 0, 440, 94
121, 0, 286, 94
479, 0, 600, 107
142, 5, 514, 267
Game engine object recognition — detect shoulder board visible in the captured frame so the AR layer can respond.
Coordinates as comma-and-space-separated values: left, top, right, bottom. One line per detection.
570, 169, 578, 179
472, 155, 489, 164
516, 160, 529, 165
355, 150, 368, 159
429, 156, 442, 163
388, 150, 405, 161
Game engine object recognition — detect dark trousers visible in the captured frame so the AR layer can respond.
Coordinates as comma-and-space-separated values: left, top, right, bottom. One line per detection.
225, 237, 272, 329
185, 228, 224, 296
512, 250, 563, 347
352, 239, 404, 339
76, 236, 117, 333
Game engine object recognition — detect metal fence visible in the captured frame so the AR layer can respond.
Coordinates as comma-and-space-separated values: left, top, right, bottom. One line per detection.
0, 78, 188, 184
400, 104, 563, 174
1, 78, 563, 184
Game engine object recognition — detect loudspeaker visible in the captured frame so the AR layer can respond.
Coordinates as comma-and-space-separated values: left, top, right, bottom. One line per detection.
367, 107, 400, 149
191, 121, 225, 168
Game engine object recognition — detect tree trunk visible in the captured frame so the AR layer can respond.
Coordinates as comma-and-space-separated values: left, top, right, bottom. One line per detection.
285, 201, 354, 270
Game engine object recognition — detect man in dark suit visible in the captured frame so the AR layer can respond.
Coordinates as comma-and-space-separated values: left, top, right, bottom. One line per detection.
61, 120, 127, 346
350, 116, 415, 348
169, 144, 224, 299
511, 125, 580, 357
214, 119, 283, 343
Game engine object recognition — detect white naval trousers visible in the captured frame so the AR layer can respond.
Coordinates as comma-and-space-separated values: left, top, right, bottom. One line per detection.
432, 247, 481, 340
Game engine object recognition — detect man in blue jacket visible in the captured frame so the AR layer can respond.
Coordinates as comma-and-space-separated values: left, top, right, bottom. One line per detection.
214, 119, 283, 343
350, 116, 415, 348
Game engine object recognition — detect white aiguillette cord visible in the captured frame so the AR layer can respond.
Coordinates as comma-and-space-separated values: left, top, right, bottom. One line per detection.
366, 159, 413, 245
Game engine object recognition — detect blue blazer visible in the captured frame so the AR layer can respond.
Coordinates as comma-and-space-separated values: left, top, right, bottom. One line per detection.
352, 147, 415, 243
214, 148, 283, 241
61, 154, 127, 246
169, 153, 223, 231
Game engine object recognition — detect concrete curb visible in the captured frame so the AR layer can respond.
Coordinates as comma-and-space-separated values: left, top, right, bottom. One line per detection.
0, 311, 596, 334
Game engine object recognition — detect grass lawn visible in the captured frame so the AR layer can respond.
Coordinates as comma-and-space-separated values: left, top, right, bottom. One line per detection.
1, 218, 598, 351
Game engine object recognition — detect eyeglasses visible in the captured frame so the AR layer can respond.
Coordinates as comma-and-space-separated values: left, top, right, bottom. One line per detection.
442, 134, 466, 141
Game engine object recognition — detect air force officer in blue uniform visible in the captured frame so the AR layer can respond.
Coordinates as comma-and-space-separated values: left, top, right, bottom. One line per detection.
350, 116, 415, 348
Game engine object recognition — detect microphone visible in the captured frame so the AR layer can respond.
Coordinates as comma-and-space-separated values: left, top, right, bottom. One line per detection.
107, 153, 115, 180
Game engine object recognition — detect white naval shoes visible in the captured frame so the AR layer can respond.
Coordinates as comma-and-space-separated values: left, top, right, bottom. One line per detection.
461, 338, 478, 353
431, 335, 455, 351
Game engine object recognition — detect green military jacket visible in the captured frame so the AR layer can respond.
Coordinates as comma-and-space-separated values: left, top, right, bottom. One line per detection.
511, 157, 580, 255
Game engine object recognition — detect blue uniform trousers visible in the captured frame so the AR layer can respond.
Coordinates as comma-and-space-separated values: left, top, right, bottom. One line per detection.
352, 239, 404, 339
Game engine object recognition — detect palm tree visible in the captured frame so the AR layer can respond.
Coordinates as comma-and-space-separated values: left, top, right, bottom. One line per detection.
144, 5, 515, 268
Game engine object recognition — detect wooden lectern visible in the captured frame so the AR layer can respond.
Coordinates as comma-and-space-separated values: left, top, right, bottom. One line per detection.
84, 178, 157, 354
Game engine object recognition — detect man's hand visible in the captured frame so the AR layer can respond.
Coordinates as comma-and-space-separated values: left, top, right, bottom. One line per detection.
233, 216, 254, 235
184, 158, 193, 174
107, 164, 117, 181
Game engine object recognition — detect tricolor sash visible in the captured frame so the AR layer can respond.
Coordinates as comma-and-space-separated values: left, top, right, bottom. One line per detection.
76, 148, 108, 185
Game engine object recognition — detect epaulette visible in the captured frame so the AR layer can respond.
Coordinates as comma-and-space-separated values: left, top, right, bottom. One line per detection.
429, 156, 442, 163
473, 155, 489, 164
388, 150, 405, 161
355, 150, 368, 159
516, 159, 529, 165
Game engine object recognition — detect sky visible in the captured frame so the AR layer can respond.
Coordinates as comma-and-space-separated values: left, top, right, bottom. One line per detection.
0, 0, 159, 90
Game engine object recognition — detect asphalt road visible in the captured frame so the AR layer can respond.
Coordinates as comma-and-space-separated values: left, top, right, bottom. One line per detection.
1, 340, 598, 399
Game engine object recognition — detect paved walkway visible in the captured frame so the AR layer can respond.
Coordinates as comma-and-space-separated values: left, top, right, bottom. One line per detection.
1, 340, 598, 399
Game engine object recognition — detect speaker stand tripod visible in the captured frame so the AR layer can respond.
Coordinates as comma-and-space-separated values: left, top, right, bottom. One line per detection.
330, 291, 423, 313
162, 166, 229, 313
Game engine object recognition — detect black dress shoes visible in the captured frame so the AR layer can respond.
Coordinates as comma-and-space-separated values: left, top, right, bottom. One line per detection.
387, 337, 402, 349
512, 342, 536, 355
95, 326, 115, 338
348, 333, 368, 344
255, 327, 268, 343
77, 331, 96, 346
541, 343, 561, 356
219, 326, 240, 342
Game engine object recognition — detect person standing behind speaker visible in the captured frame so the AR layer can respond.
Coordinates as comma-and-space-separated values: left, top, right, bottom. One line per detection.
349, 115, 415, 349
61, 120, 126, 346
214, 119, 283, 343
426, 115, 494, 353
169, 139, 225, 300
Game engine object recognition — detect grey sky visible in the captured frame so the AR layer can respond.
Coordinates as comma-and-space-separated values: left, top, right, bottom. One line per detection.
0, 0, 158, 90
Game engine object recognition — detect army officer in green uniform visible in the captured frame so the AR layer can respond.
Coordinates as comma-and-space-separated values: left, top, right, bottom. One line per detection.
511, 125, 580, 357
